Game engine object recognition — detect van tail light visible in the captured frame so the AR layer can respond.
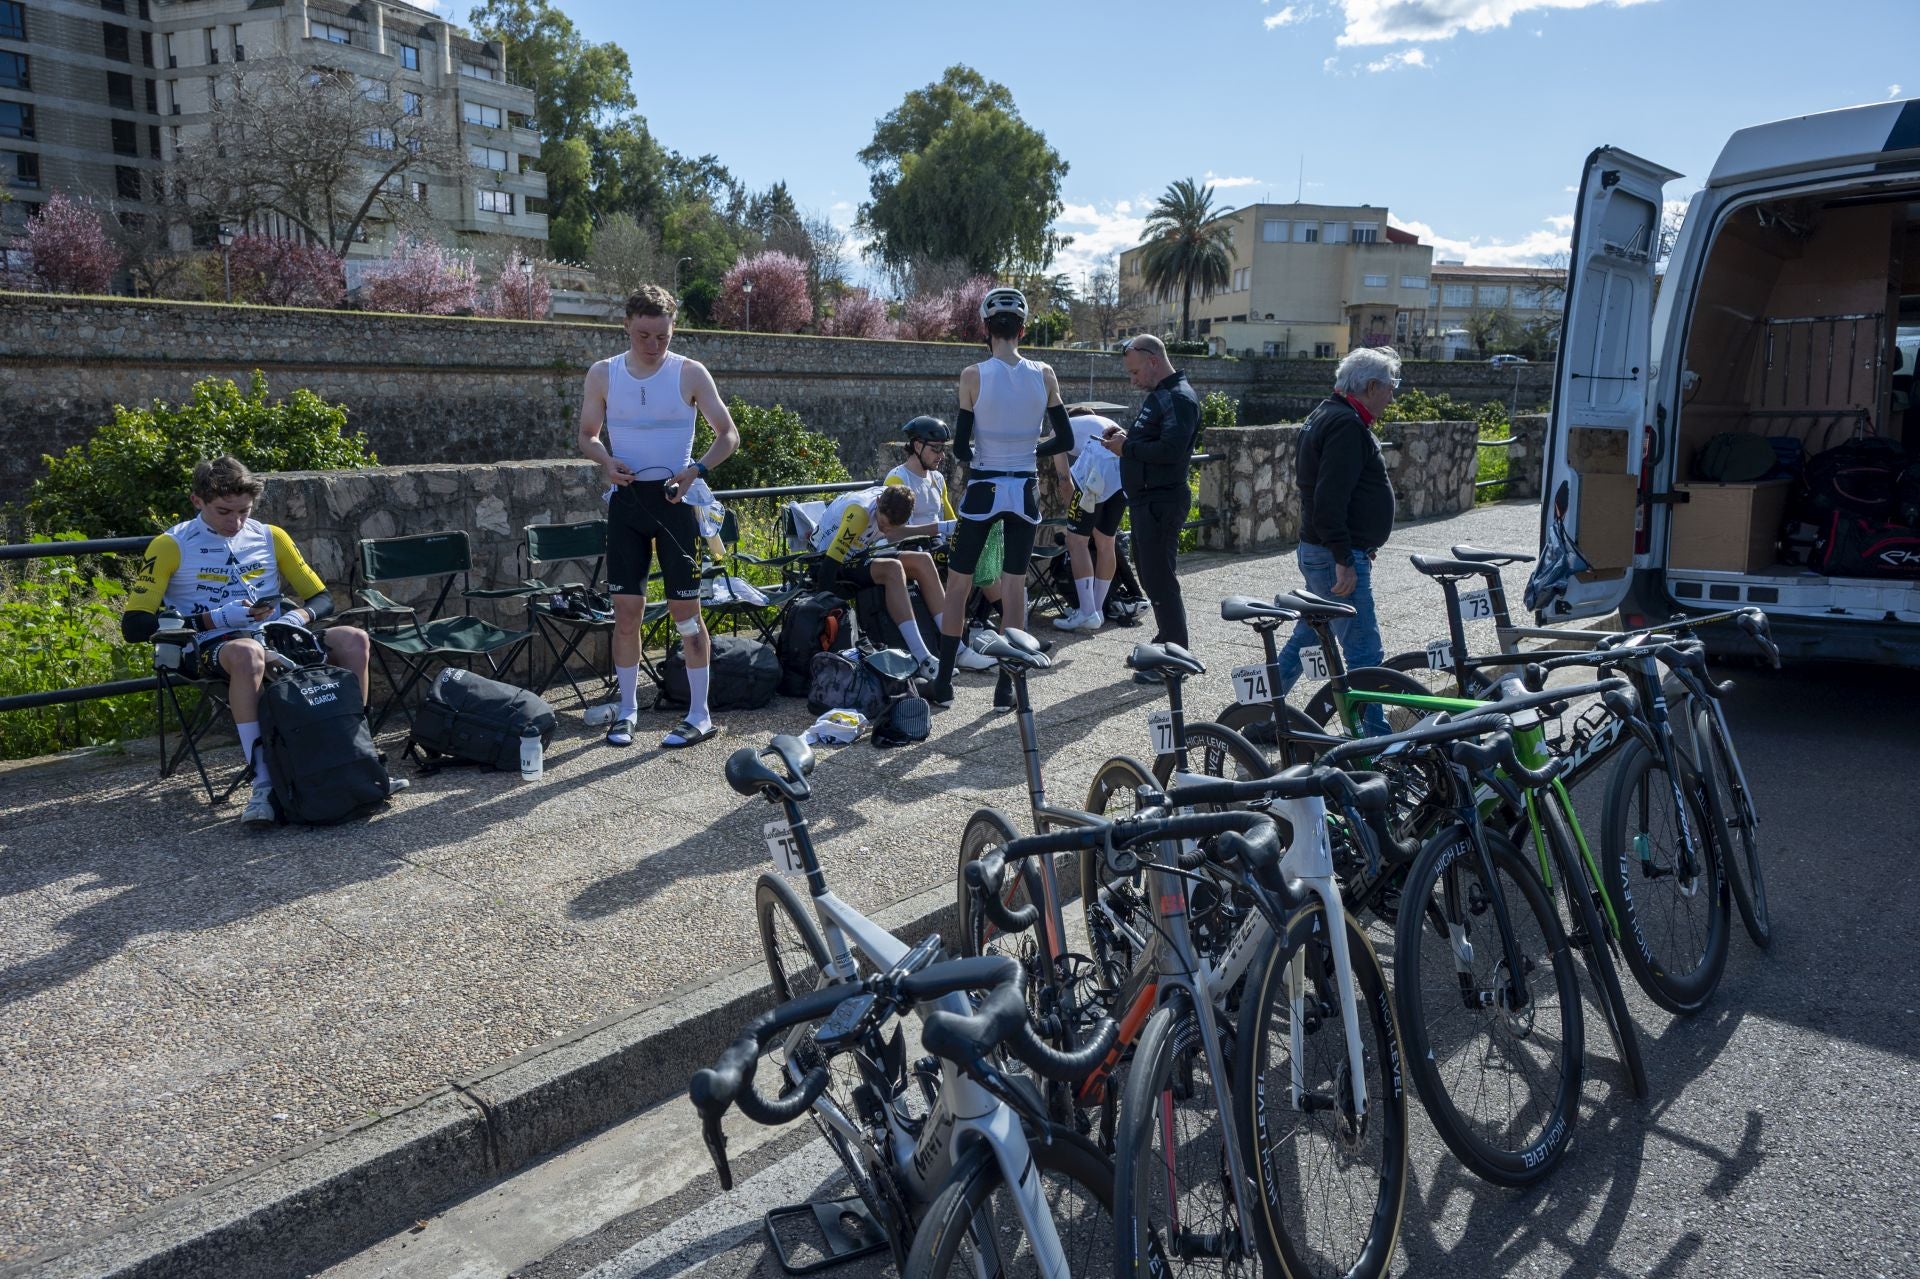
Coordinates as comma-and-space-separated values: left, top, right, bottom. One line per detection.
1634, 424, 1655, 556
1622, 611, 1648, 630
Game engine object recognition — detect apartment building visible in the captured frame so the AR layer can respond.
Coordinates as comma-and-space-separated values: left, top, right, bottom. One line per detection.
1425, 262, 1565, 350
1, 0, 545, 255
1117, 202, 1435, 359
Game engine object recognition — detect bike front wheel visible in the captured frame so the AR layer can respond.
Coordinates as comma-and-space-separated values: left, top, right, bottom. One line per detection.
1393, 826, 1584, 1186
1600, 738, 1731, 1014
1696, 704, 1770, 949
1236, 898, 1406, 1279
905, 1126, 1114, 1279
1153, 718, 1274, 786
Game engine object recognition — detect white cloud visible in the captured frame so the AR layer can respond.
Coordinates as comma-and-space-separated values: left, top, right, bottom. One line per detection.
1891, 85, 1905, 100
1390, 213, 1570, 266
1333, 0, 1659, 47
1203, 172, 1264, 189
1264, 4, 1312, 28
1051, 200, 1153, 283
1364, 47, 1430, 72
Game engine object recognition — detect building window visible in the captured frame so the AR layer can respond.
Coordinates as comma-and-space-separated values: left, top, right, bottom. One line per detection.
1442, 284, 1473, 307
7, 150, 37, 188
145, 78, 158, 112
1362, 273, 1388, 288
399, 42, 419, 70
1293, 222, 1319, 243
231, 24, 244, 60
312, 21, 351, 45
1428, 286, 1440, 306
1314, 342, 1336, 359
1478, 285, 1508, 306
115, 164, 143, 199
1400, 275, 1426, 290
409, 179, 428, 202
463, 102, 502, 128
0, 1, 24, 41
476, 188, 513, 214
469, 144, 508, 170
1262, 219, 1288, 242
1352, 223, 1378, 244
106, 72, 134, 108
399, 91, 421, 116
101, 0, 127, 12
1, 100, 33, 139
1514, 287, 1541, 309
1396, 312, 1410, 341
1321, 221, 1349, 243
460, 61, 496, 81
357, 76, 388, 102
103, 23, 131, 61
0, 51, 25, 91
147, 123, 160, 158
111, 117, 138, 155
364, 127, 396, 150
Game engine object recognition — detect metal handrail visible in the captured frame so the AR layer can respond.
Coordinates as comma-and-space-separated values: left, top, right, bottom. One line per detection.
1474, 435, 1517, 490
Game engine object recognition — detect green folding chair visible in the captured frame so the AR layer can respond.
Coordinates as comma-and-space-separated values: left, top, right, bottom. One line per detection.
351, 530, 534, 731
700, 507, 803, 643
521, 519, 671, 708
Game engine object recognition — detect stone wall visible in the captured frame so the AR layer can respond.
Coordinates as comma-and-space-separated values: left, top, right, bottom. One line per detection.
1504, 414, 1548, 499
0, 293, 1556, 515
1197, 419, 1481, 554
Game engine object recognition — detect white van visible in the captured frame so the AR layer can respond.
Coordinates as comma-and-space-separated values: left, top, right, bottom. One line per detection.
1541, 98, 1920, 665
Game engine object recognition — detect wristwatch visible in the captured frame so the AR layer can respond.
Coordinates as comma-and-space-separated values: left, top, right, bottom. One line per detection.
693, 460, 710, 479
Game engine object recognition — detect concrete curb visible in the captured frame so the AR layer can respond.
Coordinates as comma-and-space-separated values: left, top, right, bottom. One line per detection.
9, 878, 967, 1279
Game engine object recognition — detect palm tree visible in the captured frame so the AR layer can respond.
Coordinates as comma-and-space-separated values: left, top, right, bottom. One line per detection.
1140, 178, 1236, 342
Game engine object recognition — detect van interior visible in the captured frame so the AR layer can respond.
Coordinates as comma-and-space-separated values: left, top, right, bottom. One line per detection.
1648, 189, 1919, 617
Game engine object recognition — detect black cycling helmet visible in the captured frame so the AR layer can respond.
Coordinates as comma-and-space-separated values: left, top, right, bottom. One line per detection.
903, 415, 951, 446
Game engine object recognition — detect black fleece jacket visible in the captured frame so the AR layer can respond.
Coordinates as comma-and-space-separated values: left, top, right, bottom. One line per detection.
1297, 394, 1394, 559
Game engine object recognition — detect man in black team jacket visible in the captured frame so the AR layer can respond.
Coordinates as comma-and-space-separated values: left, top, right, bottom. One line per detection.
1103, 334, 1202, 662
1275, 345, 1401, 734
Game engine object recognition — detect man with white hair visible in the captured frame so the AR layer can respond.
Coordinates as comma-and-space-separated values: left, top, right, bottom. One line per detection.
1274, 345, 1401, 734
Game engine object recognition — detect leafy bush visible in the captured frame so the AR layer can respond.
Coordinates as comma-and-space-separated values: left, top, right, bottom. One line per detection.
1164, 339, 1209, 358
1381, 388, 1512, 502
692, 398, 851, 491
0, 537, 155, 760
24, 371, 378, 539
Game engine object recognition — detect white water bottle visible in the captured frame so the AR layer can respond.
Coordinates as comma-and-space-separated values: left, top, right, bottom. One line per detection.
582, 702, 621, 726
519, 724, 544, 780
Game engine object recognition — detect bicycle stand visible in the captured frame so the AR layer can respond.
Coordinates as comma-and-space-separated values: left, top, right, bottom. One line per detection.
763, 1197, 886, 1274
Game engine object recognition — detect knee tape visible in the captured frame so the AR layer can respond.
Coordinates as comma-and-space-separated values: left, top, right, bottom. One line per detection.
675, 615, 704, 637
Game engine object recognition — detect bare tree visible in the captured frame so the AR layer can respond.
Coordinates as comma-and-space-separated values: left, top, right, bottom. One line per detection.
176, 58, 466, 255
1072, 257, 1141, 347
588, 211, 662, 297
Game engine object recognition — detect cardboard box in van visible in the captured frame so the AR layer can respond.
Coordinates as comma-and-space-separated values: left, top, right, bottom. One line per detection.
1670, 480, 1791, 574
1575, 471, 1638, 571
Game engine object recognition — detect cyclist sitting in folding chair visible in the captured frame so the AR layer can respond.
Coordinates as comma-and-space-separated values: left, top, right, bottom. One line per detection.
810, 484, 946, 679
121, 456, 386, 829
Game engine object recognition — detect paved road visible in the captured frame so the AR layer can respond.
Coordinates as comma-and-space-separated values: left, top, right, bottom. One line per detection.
325, 523, 1920, 1279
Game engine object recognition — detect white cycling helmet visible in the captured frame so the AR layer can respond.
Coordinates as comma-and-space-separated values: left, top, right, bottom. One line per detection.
980, 287, 1028, 323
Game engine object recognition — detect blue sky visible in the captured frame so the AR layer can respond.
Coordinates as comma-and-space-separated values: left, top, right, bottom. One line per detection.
450, 0, 1913, 285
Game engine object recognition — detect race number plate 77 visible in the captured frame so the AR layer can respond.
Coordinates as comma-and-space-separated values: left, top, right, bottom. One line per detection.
1147, 710, 1176, 756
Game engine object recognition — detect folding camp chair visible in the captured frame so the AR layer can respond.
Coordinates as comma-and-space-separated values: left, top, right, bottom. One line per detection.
151, 623, 250, 805
519, 518, 656, 709
701, 507, 803, 643
1024, 517, 1074, 618
350, 530, 534, 732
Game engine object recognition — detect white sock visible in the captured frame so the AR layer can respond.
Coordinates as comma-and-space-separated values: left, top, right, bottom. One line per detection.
900, 618, 932, 663
1076, 576, 1097, 615
1092, 578, 1111, 615
686, 663, 712, 728
237, 721, 269, 789
616, 663, 639, 719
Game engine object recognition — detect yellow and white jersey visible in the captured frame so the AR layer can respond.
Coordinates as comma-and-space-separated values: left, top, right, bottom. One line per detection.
812, 487, 892, 562
126, 515, 325, 645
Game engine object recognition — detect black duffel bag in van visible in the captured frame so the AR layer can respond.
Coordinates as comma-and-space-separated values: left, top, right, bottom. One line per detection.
1795, 437, 1905, 521
1813, 512, 1920, 579
658, 635, 781, 711
410, 668, 556, 770
258, 664, 397, 824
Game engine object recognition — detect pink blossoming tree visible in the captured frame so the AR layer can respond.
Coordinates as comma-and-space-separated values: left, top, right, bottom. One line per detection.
363, 235, 476, 315
825, 293, 892, 339
228, 234, 346, 308
22, 194, 121, 294
713, 250, 813, 333
480, 248, 553, 320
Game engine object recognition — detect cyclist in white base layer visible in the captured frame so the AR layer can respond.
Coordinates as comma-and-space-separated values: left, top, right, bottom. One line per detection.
577, 284, 740, 750
884, 416, 996, 674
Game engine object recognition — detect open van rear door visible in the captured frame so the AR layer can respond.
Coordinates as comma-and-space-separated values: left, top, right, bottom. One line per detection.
1536, 147, 1681, 619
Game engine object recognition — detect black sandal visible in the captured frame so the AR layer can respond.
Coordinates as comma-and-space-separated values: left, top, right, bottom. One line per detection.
661, 719, 721, 749
605, 715, 636, 748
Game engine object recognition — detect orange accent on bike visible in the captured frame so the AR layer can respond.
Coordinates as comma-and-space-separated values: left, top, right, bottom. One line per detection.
1076, 979, 1158, 1105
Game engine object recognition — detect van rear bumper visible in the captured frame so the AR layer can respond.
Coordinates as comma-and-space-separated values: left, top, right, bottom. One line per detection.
1625, 569, 1920, 667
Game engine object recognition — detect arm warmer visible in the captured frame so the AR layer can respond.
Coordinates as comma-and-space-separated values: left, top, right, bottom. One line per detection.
952, 409, 975, 465
294, 593, 336, 625
1037, 404, 1074, 457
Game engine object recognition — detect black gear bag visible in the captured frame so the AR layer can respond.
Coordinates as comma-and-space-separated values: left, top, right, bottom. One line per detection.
409, 668, 556, 771
257, 665, 396, 824
657, 635, 781, 711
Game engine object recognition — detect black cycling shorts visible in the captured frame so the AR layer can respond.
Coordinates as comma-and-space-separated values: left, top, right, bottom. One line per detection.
1067, 490, 1126, 538
607, 483, 700, 600
947, 479, 1039, 576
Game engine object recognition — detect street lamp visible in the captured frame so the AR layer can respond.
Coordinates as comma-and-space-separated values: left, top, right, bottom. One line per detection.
523, 258, 536, 320
741, 277, 753, 332
671, 255, 693, 297
217, 224, 235, 303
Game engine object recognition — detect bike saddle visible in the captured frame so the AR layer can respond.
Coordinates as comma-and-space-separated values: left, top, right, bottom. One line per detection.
1274, 590, 1355, 621
1451, 544, 1535, 566
863, 648, 920, 681
1220, 595, 1299, 626
1126, 642, 1205, 678
978, 628, 1051, 671
1409, 553, 1493, 582
724, 734, 815, 802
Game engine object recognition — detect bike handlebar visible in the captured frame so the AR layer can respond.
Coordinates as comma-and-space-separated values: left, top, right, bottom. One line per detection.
917, 959, 1121, 1084
1320, 710, 1513, 766
688, 982, 850, 1188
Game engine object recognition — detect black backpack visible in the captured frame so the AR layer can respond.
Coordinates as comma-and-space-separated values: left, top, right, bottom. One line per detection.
257, 665, 395, 824
1047, 534, 1149, 624
806, 649, 890, 719
855, 581, 937, 653
1814, 512, 1920, 579
777, 590, 851, 697
1795, 437, 1905, 521
658, 635, 781, 710
410, 668, 556, 771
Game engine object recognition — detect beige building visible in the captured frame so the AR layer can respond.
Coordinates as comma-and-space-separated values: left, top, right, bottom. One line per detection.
1, 0, 545, 256
1424, 263, 1565, 355
1118, 202, 1435, 359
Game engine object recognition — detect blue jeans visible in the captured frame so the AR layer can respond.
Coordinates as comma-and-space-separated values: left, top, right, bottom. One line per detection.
1277, 542, 1389, 736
